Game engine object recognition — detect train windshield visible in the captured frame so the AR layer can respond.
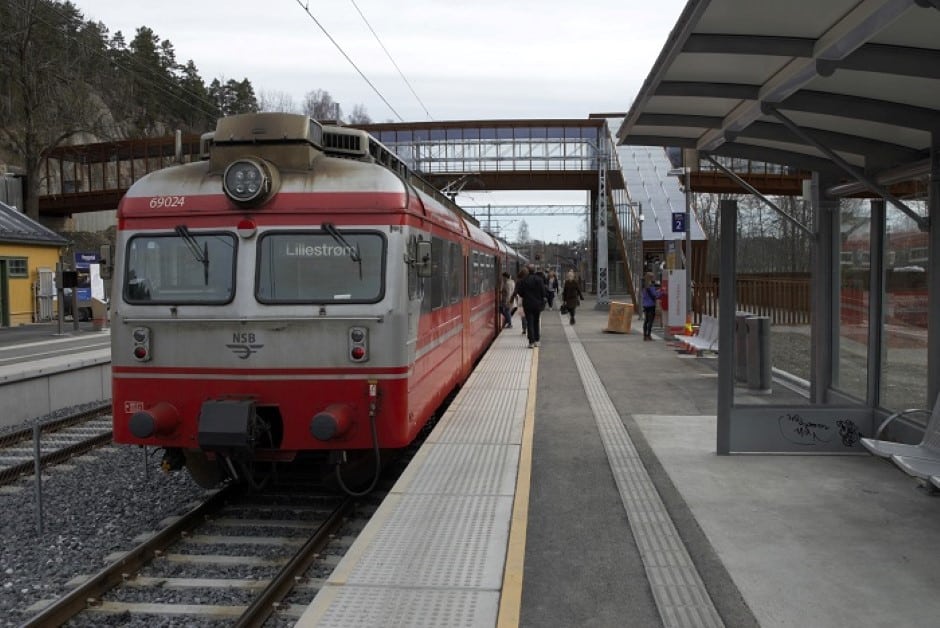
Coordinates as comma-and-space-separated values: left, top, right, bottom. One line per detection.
256, 230, 385, 303
123, 232, 236, 303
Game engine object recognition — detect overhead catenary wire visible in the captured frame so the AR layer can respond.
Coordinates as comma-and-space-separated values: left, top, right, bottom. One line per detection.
349, 0, 432, 121
293, 0, 404, 122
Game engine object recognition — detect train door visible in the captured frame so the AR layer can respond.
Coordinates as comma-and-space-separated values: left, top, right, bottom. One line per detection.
461, 245, 472, 374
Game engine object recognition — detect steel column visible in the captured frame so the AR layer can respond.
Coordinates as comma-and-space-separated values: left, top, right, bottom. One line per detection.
595, 140, 610, 309
716, 199, 737, 455
929, 133, 940, 406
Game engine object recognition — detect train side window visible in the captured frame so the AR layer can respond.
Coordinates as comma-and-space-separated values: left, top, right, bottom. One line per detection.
430, 237, 444, 309
408, 236, 419, 300
416, 239, 432, 278
470, 251, 478, 296
448, 242, 461, 304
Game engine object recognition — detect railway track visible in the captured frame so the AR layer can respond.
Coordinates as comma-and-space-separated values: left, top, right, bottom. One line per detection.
13, 393, 438, 625
0, 401, 113, 487
21, 478, 381, 627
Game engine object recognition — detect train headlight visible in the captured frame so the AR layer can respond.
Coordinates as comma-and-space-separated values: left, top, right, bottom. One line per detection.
348, 326, 368, 363
223, 158, 273, 206
132, 326, 151, 362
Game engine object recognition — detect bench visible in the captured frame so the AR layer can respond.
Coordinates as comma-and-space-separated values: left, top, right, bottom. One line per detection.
860, 395, 940, 482
675, 315, 718, 355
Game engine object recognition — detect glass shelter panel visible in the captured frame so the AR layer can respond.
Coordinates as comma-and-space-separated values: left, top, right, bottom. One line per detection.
880, 204, 929, 411
835, 202, 871, 401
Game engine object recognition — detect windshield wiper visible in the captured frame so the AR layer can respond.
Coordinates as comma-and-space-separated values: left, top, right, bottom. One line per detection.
175, 224, 209, 285
322, 222, 362, 280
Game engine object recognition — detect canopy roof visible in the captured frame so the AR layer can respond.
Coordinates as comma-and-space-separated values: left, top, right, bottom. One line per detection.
616, 0, 940, 187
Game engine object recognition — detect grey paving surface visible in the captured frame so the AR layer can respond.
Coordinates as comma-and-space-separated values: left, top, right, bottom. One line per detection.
526, 298, 940, 628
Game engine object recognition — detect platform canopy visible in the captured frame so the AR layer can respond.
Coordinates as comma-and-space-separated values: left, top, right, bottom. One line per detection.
616, 0, 940, 190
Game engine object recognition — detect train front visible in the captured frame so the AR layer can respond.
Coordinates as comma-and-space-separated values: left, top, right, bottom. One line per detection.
110, 112, 421, 490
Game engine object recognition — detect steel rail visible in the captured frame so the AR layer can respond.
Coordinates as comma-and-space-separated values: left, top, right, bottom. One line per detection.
19, 483, 241, 628
0, 402, 114, 486
0, 401, 112, 448
234, 496, 357, 627
0, 431, 114, 486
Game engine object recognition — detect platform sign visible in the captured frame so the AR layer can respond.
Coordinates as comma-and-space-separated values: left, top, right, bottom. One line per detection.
73, 252, 103, 302
89, 264, 104, 300
665, 270, 687, 337
672, 212, 686, 233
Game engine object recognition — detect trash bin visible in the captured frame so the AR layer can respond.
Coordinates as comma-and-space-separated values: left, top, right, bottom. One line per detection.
90, 297, 109, 331
734, 311, 750, 383
604, 301, 634, 333
745, 316, 771, 393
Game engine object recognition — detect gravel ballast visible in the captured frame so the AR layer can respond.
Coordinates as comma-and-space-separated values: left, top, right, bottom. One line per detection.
0, 438, 206, 627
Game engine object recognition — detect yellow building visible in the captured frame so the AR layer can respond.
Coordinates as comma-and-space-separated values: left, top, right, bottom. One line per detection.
0, 202, 67, 326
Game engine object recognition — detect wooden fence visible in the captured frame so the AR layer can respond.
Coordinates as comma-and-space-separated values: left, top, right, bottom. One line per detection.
693, 275, 811, 325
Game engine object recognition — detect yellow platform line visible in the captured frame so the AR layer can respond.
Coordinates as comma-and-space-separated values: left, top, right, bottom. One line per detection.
497, 346, 538, 627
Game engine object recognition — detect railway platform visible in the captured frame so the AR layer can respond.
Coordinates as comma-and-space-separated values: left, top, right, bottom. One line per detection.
298, 297, 940, 628
0, 321, 110, 429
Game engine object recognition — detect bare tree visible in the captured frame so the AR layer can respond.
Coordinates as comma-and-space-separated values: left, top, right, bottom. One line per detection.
346, 104, 371, 124
258, 89, 298, 113
303, 89, 341, 121
516, 220, 530, 245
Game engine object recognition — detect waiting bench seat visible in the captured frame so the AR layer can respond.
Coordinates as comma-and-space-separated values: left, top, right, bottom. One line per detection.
892, 454, 940, 480
861, 396, 940, 486
675, 315, 718, 354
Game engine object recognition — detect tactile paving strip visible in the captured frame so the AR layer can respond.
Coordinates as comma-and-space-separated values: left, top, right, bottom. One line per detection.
296, 330, 528, 627
309, 585, 500, 628
399, 443, 520, 495
430, 389, 527, 444
563, 322, 725, 628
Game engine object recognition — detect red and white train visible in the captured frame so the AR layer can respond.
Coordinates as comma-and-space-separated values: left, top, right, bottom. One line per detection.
110, 112, 523, 491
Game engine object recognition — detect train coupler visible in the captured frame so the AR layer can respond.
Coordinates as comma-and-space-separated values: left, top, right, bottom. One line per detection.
198, 399, 259, 455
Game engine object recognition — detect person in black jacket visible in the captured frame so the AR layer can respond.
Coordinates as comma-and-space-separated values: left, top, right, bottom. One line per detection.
513, 264, 548, 348
561, 271, 583, 325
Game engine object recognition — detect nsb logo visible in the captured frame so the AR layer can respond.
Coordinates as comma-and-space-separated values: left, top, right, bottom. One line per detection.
226, 332, 263, 360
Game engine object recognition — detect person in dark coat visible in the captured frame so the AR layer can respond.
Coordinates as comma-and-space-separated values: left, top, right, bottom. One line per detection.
547, 271, 559, 309
513, 264, 548, 348
561, 270, 583, 325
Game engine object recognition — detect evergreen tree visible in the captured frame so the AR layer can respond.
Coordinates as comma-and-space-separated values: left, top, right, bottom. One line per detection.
0, 0, 106, 219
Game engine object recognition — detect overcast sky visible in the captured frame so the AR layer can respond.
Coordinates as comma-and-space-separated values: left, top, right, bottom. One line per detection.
71, 0, 687, 242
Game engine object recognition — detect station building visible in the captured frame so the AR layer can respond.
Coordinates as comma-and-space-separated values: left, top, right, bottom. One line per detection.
0, 200, 67, 326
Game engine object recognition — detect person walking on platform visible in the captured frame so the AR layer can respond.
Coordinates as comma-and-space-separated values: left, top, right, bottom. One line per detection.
515, 267, 529, 335
642, 271, 663, 340
513, 264, 547, 348
547, 271, 559, 309
561, 271, 583, 325
500, 271, 515, 329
